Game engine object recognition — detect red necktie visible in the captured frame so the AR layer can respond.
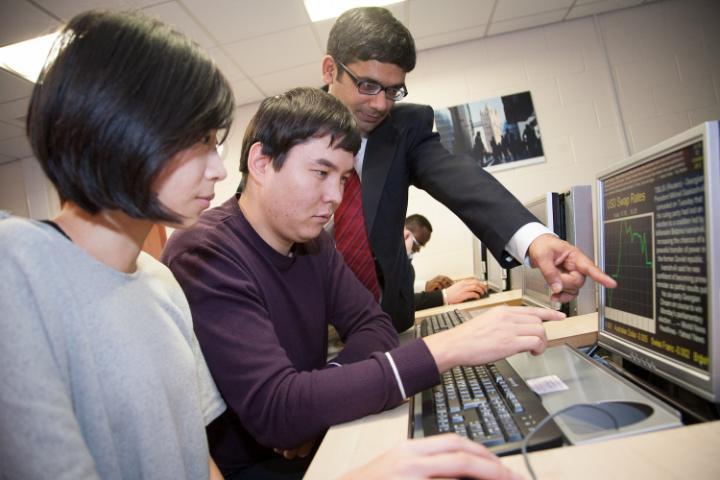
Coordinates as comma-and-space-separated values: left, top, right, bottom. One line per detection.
334, 171, 381, 301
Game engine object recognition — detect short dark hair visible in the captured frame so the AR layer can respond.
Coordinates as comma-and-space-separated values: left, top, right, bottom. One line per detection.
327, 7, 416, 73
405, 214, 433, 233
238, 87, 361, 190
27, 10, 234, 222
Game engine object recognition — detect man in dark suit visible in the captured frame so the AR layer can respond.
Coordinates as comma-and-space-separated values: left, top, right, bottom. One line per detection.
323, 7, 615, 332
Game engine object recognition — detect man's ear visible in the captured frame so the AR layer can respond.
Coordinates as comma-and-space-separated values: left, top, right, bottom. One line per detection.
246, 142, 271, 185
321, 55, 336, 86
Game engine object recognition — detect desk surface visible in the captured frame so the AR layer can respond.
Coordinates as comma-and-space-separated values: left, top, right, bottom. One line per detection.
305, 309, 601, 479
501, 420, 720, 479
414, 289, 523, 320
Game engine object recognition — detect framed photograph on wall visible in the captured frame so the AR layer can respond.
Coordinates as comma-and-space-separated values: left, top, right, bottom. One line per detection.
434, 91, 545, 172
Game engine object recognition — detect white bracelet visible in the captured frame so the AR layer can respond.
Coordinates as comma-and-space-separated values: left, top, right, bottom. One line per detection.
442, 288, 448, 305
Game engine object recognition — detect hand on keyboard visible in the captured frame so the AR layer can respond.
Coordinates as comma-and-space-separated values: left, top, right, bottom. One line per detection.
423, 306, 565, 373
444, 278, 488, 304
339, 433, 523, 480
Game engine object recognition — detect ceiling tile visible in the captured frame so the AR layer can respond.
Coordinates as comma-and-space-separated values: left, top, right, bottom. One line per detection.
493, 0, 573, 22
0, 98, 30, 127
311, 18, 334, 55
33, 0, 161, 20
223, 25, 322, 77
567, 0, 644, 20
0, 70, 34, 104
229, 79, 265, 107
0, 0, 60, 47
141, 1, 216, 48
408, 0, 493, 38
0, 135, 33, 159
182, 0, 310, 44
414, 25, 487, 51
0, 152, 16, 165
206, 47, 247, 83
0, 120, 24, 141
253, 62, 321, 97
488, 9, 566, 36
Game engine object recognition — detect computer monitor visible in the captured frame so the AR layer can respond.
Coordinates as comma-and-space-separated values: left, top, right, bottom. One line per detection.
522, 187, 596, 316
471, 237, 487, 282
522, 193, 562, 310
597, 120, 720, 402
486, 251, 506, 293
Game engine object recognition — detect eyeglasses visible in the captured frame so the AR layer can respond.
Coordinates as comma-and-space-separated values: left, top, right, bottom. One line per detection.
337, 62, 408, 101
409, 231, 423, 253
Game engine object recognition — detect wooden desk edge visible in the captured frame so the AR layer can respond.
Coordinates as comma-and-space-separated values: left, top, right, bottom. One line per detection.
414, 289, 523, 321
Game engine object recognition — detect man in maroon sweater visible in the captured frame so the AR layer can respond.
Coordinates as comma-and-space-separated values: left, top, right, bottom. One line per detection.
163, 87, 561, 479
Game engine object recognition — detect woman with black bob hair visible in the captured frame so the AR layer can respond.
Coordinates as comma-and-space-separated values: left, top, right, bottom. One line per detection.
1, 10, 233, 479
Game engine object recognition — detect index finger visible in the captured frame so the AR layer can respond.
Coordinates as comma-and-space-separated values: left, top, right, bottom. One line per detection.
575, 254, 617, 288
512, 306, 566, 322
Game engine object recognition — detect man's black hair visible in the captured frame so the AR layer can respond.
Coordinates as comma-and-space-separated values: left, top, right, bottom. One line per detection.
327, 7, 416, 73
238, 87, 361, 191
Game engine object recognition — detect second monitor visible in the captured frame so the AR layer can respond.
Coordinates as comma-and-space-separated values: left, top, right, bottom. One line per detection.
521, 187, 596, 316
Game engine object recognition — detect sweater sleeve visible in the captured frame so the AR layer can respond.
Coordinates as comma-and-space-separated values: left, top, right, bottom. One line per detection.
165, 235, 438, 449
324, 241, 403, 365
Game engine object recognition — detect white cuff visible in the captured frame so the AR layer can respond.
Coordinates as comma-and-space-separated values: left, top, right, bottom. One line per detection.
505, 222, 555, 266
441, 289, 448, 305
384, 352, 407, 399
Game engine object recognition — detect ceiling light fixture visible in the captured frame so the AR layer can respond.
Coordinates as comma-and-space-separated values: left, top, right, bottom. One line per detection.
0, 32, 60, 83
303, 0, 405, 22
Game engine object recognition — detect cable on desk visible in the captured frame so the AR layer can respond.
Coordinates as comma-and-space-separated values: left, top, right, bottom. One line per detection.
520, 403, 620, 480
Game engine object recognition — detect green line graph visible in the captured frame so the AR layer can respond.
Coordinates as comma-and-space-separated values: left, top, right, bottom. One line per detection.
604, 215, 654, 319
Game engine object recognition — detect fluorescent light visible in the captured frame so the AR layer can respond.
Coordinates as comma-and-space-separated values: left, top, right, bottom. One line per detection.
303, 0, 405, 22
0, 32, 60, 83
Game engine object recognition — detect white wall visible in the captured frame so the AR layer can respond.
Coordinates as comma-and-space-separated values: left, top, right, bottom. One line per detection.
404, 0, 720, 286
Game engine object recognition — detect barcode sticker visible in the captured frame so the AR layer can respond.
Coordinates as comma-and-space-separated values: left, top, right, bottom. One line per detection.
525, 375, 569, 395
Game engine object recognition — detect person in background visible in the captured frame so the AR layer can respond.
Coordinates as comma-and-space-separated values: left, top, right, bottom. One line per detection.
163, 86, 561, 479
404, 214, 488, 310
322, 7, 616, 332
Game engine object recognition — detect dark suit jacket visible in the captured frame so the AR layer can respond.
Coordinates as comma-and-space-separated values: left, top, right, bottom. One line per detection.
414, 290, 443, 311
409, 263, 443, 311
361, 103, 536, 332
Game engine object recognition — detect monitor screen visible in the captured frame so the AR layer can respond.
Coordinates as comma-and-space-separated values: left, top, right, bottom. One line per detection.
597, 121, 719, 401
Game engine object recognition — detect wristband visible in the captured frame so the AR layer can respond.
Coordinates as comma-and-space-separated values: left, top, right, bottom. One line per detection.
442, 288, 448, 305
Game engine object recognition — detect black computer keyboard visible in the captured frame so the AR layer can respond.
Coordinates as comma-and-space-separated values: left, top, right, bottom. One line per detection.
411, 310, 564, 455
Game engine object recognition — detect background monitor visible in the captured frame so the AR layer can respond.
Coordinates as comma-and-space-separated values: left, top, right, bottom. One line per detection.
471, 237, 487, 282
597, 120, 719, 402
521, 187, 596, 316
486, 252, 506, 293
521, 193, 562, 310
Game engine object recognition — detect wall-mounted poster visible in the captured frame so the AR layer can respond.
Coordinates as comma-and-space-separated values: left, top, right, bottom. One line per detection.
434, 91, 545, 172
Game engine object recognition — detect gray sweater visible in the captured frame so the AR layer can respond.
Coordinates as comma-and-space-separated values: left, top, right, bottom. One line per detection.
0, 214, 225, 479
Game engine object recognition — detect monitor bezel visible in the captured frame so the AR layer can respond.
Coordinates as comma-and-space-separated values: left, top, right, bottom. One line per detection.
486, 252, 505, 293
521, 194, 557, 309
596, 121, 719, 402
